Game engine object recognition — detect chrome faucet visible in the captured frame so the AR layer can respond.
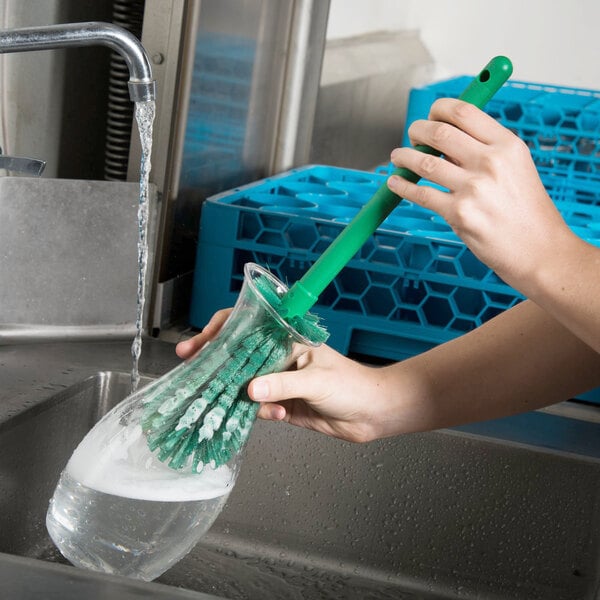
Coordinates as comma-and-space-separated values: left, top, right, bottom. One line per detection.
0, 22, 155, 176
0, 21, 155, 102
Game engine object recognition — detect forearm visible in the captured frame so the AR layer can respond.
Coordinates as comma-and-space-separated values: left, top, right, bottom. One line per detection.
525, 232, 600, 354
377, 300, 600, 437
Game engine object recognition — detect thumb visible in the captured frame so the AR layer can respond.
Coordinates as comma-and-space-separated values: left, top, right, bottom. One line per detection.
248, 369, 320, 405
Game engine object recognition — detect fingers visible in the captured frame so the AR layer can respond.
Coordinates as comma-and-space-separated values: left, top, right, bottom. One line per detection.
427, 98, 509, 145
404, 118, 483, 166
248, 344, 325, 404
396, 99, 508, 171
387, 167, 450, 215
256, 402, 287, 421
248, 372, 295, 403
386, 98, 500, 213
251, 375, 294, 422
248, 364, 324, 405
391, 144, 463, 187
175, 338, 196, 359
175, 308, 232, 359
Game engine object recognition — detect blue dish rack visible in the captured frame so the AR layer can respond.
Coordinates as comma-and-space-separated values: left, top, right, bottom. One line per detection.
191, 76, 600, 405
403, 76, 600, 198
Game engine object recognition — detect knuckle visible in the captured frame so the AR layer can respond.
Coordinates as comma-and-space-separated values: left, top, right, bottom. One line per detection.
211, 308, 231, 324
216, 308, 231, 319
452, 99, 477, 120
463, 175, 483, 196
453, 193, 479, 225
430, 122, 453, 148
278, 373, 299, 401
417, 153, 439, 176
479, 152, 510, 179
454, 199, 471, 223
478, 152, 498, 173
508, 135, 531, 160
412, 182, 434, 207
388, 173, 408, 195
430, 98, 476, 126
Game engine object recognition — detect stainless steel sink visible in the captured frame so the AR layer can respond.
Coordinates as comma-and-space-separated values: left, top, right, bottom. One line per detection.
1, 370, 599, 599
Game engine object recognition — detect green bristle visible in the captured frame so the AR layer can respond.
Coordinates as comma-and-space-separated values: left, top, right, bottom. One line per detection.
142, 342, 230, 415
215, 443, 233, 467
156, 427, 189, 458
146, 417, 189, 451
192, 438, 210, 473
147, 400, 197, 438
224, 423, 246, 453
197, 404, 227, 442
223, 398, 256, 450
166, 428, 193, 461
143, 412, 183, 438
169, 429, 197, 470
204, 444, 217, 468
141, 266, 330, 473
158, 388, 194, 415
142, 388, 197, 432
142, 377, 196, 414
205, 377, 227, 397
176, 395, 211, 431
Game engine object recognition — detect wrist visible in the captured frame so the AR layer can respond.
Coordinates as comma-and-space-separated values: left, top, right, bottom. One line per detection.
367, 360, 433, 439
523, 231, 600, 352
526, 228, 591, 302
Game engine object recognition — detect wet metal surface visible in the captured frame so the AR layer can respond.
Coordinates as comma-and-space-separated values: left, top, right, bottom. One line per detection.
1, 340, 599, 599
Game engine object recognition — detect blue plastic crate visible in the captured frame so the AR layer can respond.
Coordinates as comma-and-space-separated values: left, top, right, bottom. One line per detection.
403, 76, 600, 198
190, 164, 600, 404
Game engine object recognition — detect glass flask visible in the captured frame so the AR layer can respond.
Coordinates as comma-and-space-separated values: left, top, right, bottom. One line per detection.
46, 262, 326, 581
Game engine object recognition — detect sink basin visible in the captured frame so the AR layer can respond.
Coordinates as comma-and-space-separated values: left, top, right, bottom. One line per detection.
1, 370, 599, 599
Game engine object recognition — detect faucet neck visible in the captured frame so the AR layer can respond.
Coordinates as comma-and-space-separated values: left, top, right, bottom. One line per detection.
0, 21, 155, 102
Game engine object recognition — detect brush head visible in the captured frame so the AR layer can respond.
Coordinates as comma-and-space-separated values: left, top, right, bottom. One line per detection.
141, 263, 328, 473
252, 267, 329, 346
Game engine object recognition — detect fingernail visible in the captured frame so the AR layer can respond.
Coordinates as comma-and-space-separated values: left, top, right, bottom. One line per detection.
390, 148, 400, 159
388, 175, 400, 188
252, 379, 269, 400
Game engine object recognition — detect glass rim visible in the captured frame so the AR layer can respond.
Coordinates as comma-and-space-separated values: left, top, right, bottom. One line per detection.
243, 262, 323, 348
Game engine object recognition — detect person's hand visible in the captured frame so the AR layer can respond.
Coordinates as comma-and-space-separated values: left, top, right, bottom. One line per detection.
176, 312, 403, 443
175, 308, 232, 359
387, 97, 576, 297
246, 344, 394, 443
388, 97, 600, 352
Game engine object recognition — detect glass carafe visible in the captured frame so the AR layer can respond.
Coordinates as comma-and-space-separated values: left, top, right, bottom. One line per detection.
46, 262, 326, 581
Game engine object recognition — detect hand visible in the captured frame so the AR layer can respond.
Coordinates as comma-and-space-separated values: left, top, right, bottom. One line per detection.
175, 308, 232, 359
247, 344, 393, 443
387, 98, 575, 297
387, 97, 600, 352
176, 314, 398, 443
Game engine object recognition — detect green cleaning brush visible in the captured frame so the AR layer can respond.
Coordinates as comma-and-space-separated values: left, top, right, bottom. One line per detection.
141, 268, 330, 472
141, 56, 513, 473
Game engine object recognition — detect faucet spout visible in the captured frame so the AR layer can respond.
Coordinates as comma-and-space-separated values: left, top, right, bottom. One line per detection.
0, 21, 155, 102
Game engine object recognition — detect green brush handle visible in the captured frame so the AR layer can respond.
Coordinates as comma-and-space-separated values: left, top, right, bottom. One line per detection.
279, 55, 513, 319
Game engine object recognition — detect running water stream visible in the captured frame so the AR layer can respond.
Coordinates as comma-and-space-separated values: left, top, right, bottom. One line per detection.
131, 100, 155, 392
